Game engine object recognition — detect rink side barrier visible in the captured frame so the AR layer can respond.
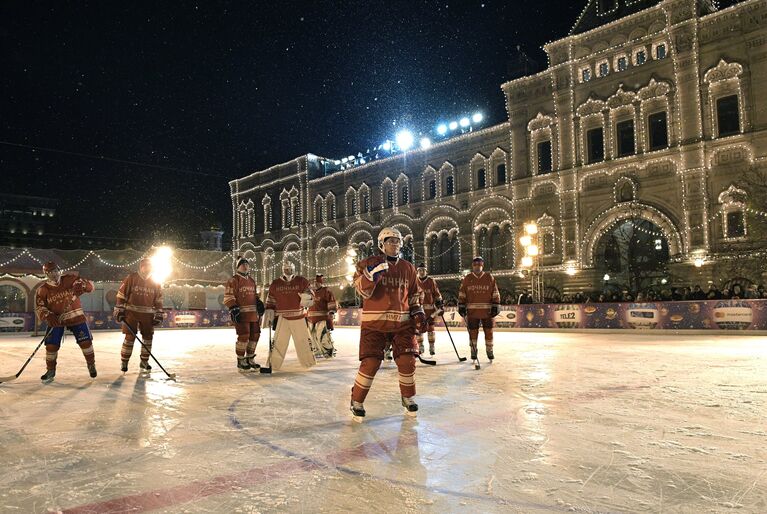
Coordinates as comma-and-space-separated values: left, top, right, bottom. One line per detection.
1, 300, 766, 333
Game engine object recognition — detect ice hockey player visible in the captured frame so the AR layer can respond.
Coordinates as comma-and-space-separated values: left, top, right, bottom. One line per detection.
261, 261, 316, 370
458, 256, 501, 365
416, 263, 443, 356
350, 227, 426, 421
35, 262, 97, 383
223, 256, 264, 371
113, 258, 164, 374
307, 274, 337, 358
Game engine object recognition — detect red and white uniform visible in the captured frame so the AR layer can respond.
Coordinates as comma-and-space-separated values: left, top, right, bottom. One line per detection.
116, 271, 163, 364
458, 272, 500, 319
418, 276, 442, 321
458, 271, 500, 354
36, 273, 94, 327
117, 272, 163, 316
355, 255, 422, 333
265, 275, 315, 370
224, 273, 261, 360
266, 276, 312, 320
224, 274, 261, 323
351, 255, 423, 404
307, 286, 337, 325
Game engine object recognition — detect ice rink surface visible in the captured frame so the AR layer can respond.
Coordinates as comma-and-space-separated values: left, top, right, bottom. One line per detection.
0, 327, 766, 513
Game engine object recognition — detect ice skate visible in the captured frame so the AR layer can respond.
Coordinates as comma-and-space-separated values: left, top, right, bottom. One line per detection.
139, 361, 152, 375
429, 342, 435, 356
120, 360, 129, 373
88, 362, 97, 378
350, 400, 366, 422
246, 356, 260, 370
401, 396, 418, 416
237, 357, 251, 372
486, 348, 494, 361
384, 347, 393, 361
418, 341, 425, 355
471, 347, 480, 370
40, 369, 56, 383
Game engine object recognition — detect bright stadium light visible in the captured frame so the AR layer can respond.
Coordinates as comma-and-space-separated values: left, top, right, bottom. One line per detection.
150, 246, 173, 285
395, 130, 414, 151
521, 256, 533, 268
459, 117, 470, 128
420, 137, 432, 150
448, 121, 458, 131
472, 112, 483, 123
437, 124, 448, 135
382, 141, 392, 151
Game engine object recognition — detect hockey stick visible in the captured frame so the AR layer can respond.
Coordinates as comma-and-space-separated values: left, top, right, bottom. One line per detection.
122, 322, 176, 380
260, 320, 273, 374
0, 326, 52, 384
417, 354, 436, 366
440, 314, 467, 362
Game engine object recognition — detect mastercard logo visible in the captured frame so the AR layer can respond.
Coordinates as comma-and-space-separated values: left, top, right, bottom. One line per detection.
584, 306, 597, 314
670, 314, 684, 322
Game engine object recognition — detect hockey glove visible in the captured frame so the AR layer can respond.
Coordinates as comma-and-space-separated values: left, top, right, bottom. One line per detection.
412, 311, 427, 334
364, 260, 389, 282
72, 279, 87, 296
490, 305, 500, 318
229, 305, 241, 324
113, 306, 126, 323
326, 316, 335, 331
458, 305, 467, 318
45, 312, 59, 327
152, 311, 165, 326
299, 292, 314, 308
256, 298, 265, 315
261, 308, 275, 329
435, 298, 444, 309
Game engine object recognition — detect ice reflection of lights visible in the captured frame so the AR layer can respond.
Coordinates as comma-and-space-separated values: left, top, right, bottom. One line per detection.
518, 348, 556, 450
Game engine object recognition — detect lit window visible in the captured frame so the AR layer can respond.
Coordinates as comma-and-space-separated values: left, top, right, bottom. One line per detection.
655, 43, 666, 59
581, 67, 592, 82
617, 56, 628, 72
598, 61, 609, 77
635, 50, 647, 65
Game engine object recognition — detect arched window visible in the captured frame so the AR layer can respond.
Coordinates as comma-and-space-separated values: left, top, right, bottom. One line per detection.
429, 235, 440, 274
477, 168, 486, 189
0, 284, 26, 312
386, 189, 394, 209
400, 184, 409, 206
291, 197, 300, 226
314, 198, 323, 223
361, 191, 370, 213
496, 164, 506, 185
402, 239, 414, 262
445, 176, 455, 196
428, 180, 436, 200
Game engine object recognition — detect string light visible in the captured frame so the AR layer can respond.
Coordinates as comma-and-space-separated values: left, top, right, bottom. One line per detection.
228, 0, 765, 285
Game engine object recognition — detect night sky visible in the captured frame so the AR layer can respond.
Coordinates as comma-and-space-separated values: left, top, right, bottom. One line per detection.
0, 1, 738, 249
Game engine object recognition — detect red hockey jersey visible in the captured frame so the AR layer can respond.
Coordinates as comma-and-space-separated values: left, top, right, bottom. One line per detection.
116, 272, 163, 315
266, 275, 312, 320
307, 286, 338, 323
35, 272, 94, 327
354, 254, 423, 332
223, 274, 261, 323
417, 276, 442, 317
458, 271, 500, 319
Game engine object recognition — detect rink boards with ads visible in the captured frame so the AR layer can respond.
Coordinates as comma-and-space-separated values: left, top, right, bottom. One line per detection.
3, 300, 766, 333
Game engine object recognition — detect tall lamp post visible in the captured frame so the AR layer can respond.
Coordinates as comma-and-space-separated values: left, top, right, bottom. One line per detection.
519, 222, 543, 302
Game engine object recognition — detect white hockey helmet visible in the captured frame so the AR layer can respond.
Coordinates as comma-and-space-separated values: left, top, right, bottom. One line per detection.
282, 261, 295, 275
377, 227, 403, 251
